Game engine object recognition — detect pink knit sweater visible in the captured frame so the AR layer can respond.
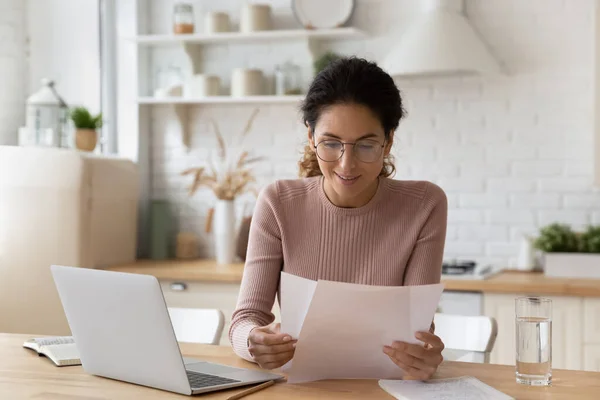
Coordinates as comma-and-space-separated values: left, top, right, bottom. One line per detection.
229, 175, 448, 361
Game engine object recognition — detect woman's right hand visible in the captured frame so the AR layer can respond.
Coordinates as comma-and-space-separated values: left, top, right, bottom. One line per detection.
248, 322, 297, 370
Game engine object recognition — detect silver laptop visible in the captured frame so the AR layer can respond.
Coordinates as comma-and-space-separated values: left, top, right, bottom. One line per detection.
50, 265, 282, 396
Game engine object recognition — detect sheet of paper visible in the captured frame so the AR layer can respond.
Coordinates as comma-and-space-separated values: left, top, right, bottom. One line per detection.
280, 273, 444, 383
279, 272, 317, 372
279, 271, 317, 339
410, 283, 445, 334
378, 376, 515, 400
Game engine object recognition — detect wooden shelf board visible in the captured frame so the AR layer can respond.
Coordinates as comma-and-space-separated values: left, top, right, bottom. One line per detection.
128, 27, 365, 45
137, 95, 304, 105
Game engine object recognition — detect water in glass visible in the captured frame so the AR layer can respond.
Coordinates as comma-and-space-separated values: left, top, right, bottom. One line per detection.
515, 304, 552, 385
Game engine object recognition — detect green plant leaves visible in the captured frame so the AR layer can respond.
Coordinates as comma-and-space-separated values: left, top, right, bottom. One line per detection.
534, 223, 600, 253
579, 225, 600, 253
70, 106, 102, 129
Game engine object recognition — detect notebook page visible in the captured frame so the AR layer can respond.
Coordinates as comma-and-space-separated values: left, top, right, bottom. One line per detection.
33, 336, 75, 346
379, 376, 515, 400
44, 343, 80, 365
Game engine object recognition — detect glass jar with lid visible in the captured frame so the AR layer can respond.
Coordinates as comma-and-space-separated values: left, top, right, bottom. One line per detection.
173, 3, 194, 34
282, 61, 302, 95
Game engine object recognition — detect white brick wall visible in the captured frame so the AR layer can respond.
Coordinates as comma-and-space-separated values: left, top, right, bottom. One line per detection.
148, 0, 600, 267
0, 0, 26, 145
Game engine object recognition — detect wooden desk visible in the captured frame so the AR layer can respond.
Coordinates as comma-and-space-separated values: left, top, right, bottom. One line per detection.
2, 333, 600, 399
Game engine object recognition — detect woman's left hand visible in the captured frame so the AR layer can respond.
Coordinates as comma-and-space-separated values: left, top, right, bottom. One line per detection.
383, 331, 445, 380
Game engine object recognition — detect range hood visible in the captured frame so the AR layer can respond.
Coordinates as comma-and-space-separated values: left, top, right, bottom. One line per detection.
382, 0, 502, 78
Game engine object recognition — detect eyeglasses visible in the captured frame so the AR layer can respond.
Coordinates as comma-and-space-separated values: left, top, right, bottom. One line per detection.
314, 139, 385, 163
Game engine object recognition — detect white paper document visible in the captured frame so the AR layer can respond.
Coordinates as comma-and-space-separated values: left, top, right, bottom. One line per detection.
279, 272, 444, 383
378, 376, 515, 400
280, 271, 317, 339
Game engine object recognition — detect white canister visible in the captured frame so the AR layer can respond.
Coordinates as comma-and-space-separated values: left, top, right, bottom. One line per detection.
186, 74, 221, 97
231, 69, 264, 97
204, 11, 230, 33
240, 3, 272, 32
516, 234, 536, 271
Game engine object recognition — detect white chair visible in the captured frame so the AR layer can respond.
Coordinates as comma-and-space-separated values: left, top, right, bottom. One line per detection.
434, 313, 498, 363
167, 308, 225, 345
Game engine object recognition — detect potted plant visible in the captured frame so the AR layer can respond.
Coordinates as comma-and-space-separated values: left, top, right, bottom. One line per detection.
70, 106, 102, 151
181, 108, 265, 265
534, 223, 600, 278
579, 225, 600, 253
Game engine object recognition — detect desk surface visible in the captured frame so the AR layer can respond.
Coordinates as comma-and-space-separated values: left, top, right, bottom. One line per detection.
104, 259, 600, 297
2, 333, 600, 399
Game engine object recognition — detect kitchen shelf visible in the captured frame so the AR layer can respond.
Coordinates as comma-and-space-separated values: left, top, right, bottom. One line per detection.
137, 95, 304, 105
128, 27, 365, 46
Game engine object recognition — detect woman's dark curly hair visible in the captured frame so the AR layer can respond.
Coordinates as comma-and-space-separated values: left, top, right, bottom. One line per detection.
298, 56, 405, 178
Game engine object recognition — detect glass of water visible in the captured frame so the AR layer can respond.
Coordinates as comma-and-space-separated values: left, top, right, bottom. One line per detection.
515, 297, 552, 386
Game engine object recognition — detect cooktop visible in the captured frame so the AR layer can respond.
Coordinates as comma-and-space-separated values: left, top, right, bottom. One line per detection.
441, 260, 497, 280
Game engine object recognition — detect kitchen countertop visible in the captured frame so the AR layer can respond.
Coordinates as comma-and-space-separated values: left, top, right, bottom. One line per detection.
104, 259, 245, 283
442, 270, 600, 297
103, 259, 600, 297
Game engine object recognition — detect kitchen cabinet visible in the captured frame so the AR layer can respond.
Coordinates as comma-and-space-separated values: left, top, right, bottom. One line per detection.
584, 298, 600, 343
484, 294, 584, 371
482, 294, 517, 366
584, 345, 600, 371
583, 299, 600, 371
582, 344, 600, 371
438, 291, 483, 316
160, 280, 280, 345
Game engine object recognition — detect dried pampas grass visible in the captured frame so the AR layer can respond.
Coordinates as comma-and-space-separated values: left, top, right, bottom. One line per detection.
182, 108, 264, 201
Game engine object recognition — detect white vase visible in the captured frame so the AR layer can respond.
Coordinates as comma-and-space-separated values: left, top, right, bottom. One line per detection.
214, 199, 236, 265
516, 234, 536, 271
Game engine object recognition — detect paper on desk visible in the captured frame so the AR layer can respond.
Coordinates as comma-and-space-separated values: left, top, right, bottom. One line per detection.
378, 376, 515, 400
279, 273, 444, 383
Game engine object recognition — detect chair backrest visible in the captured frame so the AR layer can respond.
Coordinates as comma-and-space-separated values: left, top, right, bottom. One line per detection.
167, 307, 225, 345
433, 313, 498, 363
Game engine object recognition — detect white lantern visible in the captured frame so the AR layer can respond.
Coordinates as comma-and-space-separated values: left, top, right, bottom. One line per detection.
25, 78, 69, 147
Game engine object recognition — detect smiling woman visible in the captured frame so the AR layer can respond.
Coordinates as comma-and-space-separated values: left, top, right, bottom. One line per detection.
230, 57, 449, 381
298, 57, 402, 208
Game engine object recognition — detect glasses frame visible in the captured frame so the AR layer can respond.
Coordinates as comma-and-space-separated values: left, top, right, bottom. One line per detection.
314, 139, 387, 163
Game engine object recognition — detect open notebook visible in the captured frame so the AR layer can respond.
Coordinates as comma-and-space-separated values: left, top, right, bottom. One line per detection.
23, 336, 81, 367
379, 376, 515, 400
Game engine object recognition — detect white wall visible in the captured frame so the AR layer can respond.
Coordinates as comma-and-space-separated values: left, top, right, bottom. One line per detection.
0, 0, 101, 147
143, 0, 600, 266
0, 0, 26, 145
27, 0, 101, 113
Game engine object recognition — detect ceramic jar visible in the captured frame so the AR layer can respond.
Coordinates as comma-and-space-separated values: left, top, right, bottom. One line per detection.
240, 3, 272, 32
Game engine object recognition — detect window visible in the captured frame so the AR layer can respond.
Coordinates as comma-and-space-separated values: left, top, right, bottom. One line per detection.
99, 0, 118, 155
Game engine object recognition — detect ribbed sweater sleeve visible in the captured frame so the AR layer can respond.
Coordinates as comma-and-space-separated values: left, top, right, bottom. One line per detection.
402, 183, 448, 285
229, 182, 282, 361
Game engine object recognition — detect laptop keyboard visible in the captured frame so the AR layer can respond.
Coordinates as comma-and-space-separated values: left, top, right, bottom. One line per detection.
186, 370, 241, 389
